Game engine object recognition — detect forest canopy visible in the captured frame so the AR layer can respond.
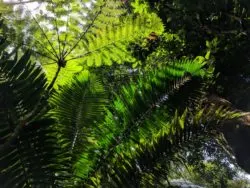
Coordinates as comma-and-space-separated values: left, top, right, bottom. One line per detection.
0, 0, 250, 187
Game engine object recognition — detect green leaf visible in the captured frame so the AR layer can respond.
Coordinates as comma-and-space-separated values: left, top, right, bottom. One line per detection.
179, 109, 187, 129
205, 50, 211, 60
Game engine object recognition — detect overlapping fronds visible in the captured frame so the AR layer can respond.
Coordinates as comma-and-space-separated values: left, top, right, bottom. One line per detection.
49, 59, 205, 186
0, 43, 242, 187
5, 0, 164, 88
0, 48, 47, 132
0, 118, 68, 187
43, 12, 164, 87
110, 105, 240, 187
0, 1, 247, 187
69, 13, 164, 66
79, 61, 239, 187
0, 44, 66, 187
49, 71, 108, 185
89, 0, 127, 31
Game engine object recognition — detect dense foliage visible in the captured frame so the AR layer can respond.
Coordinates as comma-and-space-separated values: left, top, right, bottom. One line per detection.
0, 0, 249, 187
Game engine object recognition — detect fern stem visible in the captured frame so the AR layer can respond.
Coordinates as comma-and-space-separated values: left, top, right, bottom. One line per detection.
25, 4, 59, 60
48, 65, 61, 91
31, 48, 58, 62
71, 130, 79, 151
66, 40, 121, 62
50, 3, 62, 57
61, 4, 70, 56
65, 0, 107, 57
32, 37, 58, 59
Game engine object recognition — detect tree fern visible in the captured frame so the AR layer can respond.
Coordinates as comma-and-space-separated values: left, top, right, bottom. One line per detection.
48, 58, 209, 186
0, 44, 242, 187
0, 38, 109, 187
3, 0, 164, 88
1, 2, 246, 186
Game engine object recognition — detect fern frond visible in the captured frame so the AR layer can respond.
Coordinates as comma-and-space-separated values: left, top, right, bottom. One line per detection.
78, 57, 240, 186
67, 13, 164, 65
0, 49, 47, 125
61, 59, 206, 186
43, 11, 164, 87
0, 45, 67, 187
0, 118, 70, 187
7, 0, 164, 88
49, 70, 108, 184
90, 101, 240, 187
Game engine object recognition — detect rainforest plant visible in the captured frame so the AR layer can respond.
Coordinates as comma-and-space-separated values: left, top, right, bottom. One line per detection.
0, 37, 241, 187
0, 0, 247, 187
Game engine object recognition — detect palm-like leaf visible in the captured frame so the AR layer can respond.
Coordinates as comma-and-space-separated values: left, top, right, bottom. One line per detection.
50, 58, 208, 186
0, 43, 65, 187
49, 71, 108, 185
0, 48, 47, 150
0, 2, 244, 187
74, 60, 239, 187
0, 44, 241, 187
0, 42, 108, 187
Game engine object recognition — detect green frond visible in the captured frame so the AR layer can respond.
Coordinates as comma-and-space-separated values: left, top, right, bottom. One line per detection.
49, 71, 108, 183
64, 59, 207, 186
0, 49, 47, 124
76, 57, 239, 186
0, 118, 69, 187
9, 0, 164, 88
43, 62, 83, 89
43, 11, 164, 87
0, 45, 66, 187
91, 0, 127, 31
89, 98, 239, 187
68, 13, 164, 66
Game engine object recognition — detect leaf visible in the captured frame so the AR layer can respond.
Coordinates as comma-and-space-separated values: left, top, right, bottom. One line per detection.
205, 50, 211, 60
0, 46, 65, 187
179, 109, 187, 129
50, 71, 108, 180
